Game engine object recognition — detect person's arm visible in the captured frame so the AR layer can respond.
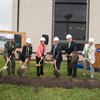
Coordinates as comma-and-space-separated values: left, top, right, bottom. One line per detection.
38, 45, 42, 57
82, 44, 86, 55
44, 45, 46, 55
72, 43, 77, 52
4, 43, 9, 58
55, 46, 62, 61
50, 45, 53, 58
22, 46, 27, 59
12, 41, 16, 52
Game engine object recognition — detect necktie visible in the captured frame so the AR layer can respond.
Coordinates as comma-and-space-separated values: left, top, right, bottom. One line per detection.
68, 43, 71, 60
27, 47, 29, 56
86, 46, 90, 59
53, 45, 56, 58
10, 43, 12, 47
42, 45, 44, 56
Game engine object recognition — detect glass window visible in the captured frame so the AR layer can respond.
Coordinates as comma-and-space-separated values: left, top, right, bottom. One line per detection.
55, 0, 87, 3
54, 23, 86, 40
55, 4, 86, 22
59, 43, 85, 51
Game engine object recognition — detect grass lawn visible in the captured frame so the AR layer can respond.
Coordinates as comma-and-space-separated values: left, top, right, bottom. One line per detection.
0, 55, 100, 100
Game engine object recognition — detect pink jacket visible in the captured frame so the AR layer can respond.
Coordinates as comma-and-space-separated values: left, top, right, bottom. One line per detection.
36, 44, 46, 58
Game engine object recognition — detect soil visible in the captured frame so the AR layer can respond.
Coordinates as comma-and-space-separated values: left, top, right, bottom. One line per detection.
17, 68, 25, 76
0, 75, 100, 89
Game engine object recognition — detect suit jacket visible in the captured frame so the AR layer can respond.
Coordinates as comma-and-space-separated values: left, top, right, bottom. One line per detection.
20, 45, 32, 61
65, 41, 77, 55
51, 43, 62, 63
65, 41, 77, 59
82, 44, 96, 64
3, 41, 16, 60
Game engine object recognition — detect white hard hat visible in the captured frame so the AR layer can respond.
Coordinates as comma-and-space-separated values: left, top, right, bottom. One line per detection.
53, 37, 59, 41
6, 34, 12, 39
26, 38, 32, 44
88, 38, 94, 42
66, 34, 72, 39
40, 37, 46, 41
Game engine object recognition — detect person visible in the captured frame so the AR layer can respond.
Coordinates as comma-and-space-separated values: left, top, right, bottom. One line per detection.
65, 34, 78, 78
19, 38, 32, 74
36, 37, 46, 77
82, 38, 95, 79
3, 34, 16, 76
51, 37, 62, 74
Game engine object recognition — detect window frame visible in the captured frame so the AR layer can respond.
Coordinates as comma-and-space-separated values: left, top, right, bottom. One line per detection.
52, 0, 90, 52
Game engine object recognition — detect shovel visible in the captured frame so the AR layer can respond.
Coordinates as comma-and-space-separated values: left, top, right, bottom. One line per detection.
35, 56, 44, 67
53, 59, 60, 77
20, 58, 29, 69
1, 55, 12, 71
84, 57, 100, 72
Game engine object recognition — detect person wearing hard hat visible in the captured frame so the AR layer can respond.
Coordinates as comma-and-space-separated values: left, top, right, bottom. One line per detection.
82, 38, 96, 79
65, 34, 78, 78
19, 38, 32, 75
3, 34, 16, 76
51, 37, 62, 76
36, 37, 46, 77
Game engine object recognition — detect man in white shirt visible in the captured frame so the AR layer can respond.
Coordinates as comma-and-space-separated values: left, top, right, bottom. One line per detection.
82, 38, 96, 79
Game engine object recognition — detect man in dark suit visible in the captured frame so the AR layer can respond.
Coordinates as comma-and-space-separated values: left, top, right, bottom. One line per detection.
65, 34, 78, 78
3, 34, 16, 76
51, 37, 62, 73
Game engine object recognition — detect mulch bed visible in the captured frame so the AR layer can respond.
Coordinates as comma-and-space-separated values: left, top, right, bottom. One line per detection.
0, 75, 100, 89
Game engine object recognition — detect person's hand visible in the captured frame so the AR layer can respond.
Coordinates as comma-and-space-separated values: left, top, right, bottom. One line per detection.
29, 55, 32, 57
51, 55, 53, 58
12, 51, 15, 54
54, 60, 56, 65
87, 59, 90, 62
7, 57, 10, 62
70, 53, 73, 56
66, 54, 68, 57
82, 54, 85, 57
25, 59, 28, 62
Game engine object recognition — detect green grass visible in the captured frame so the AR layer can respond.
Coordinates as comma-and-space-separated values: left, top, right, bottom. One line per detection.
0, 40, 5, 42
0, 55, 100, 100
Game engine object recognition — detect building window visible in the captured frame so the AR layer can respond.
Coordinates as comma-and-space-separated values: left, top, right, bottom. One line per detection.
54, 0, 88, 51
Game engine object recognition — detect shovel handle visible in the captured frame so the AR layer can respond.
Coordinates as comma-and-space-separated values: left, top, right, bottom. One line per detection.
84, 57, 93, 65
5, 55, 12, 67
53, 59, 57, 70
23, 58, 29, 67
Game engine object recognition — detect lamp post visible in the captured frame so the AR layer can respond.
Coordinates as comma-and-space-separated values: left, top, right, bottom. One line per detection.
63, 13, 73, 36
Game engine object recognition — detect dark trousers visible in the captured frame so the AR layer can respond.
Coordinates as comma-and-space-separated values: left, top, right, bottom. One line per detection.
67, 60, 77, 77
53, 62, 61, 70
6, 55, 15, 75
36, 56, 43, 76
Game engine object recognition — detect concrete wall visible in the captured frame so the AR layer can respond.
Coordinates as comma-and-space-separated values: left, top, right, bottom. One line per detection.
89, 0, 100, 44
12, 0, 53, 53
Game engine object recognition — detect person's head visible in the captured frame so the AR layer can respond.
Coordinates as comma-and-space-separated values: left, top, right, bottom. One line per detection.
6, 34, 12, 43
88, 38, 94, 46
26, 38, 32, 47
40, 37, 46, 45
66, 34, 72, 43
53, 37, 59, 45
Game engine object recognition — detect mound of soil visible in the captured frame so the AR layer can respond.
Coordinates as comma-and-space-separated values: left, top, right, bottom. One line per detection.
0, 75, 100, 89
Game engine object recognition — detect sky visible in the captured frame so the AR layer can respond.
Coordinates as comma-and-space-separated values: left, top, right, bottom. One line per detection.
0, 0, 12, 31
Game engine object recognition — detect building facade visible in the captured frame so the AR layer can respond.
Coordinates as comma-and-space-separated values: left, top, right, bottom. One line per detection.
12, 0, 100, 60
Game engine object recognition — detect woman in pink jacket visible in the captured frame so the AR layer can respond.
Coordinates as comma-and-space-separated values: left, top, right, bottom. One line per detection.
36, 37, 46, 76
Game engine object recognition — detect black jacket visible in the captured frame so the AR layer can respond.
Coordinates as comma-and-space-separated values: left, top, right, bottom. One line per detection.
20, 45, 32, 61
65, 41, 77, 55
51, 43, 62, 63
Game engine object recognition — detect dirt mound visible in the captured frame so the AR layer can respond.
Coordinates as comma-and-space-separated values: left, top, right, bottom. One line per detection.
17, 68, 24, 76
0, 75, 100, 89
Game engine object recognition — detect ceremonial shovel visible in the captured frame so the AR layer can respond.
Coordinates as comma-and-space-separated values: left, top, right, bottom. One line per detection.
1, 55, 12, 71
35, 56, 44, 67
